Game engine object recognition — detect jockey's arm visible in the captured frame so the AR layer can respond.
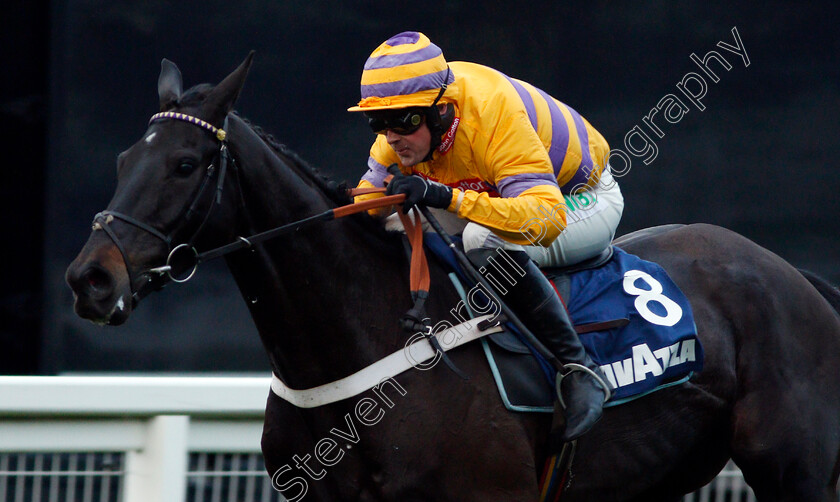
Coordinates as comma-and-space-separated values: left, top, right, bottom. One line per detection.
452, 111, 566, 247
353, 113, 567, 246
353, 163, 566, 246
353, 157, 397, 218
450, 183, 564, 247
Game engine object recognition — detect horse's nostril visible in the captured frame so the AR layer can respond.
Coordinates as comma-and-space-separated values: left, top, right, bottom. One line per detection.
81, 267, 113, 297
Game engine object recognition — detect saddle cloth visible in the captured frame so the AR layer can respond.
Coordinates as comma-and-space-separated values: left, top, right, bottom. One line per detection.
424, 234, 704, 412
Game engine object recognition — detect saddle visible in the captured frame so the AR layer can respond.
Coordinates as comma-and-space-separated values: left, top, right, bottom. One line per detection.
544, 246, 614, 303
419, 233, 703, 412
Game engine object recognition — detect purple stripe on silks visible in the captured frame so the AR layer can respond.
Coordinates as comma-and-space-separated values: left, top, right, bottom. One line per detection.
365, 45, 442, 70
534, 88, 570, 178
385, 32, 420, 46
496, 173, 558, 198
361, 157, 390, 187
502, 75, 538, 129
567, 103, 593, 171
559, 102, 595, 193
559, 163, 596, 193
360, 68, 454, 99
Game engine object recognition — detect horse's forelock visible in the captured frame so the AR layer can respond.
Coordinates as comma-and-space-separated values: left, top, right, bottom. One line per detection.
167, 83, 215, 111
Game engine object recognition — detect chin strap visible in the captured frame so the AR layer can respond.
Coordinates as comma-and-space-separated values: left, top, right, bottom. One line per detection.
422, 67, 451, 162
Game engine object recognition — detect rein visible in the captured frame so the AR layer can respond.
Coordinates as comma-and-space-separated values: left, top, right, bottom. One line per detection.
94, 110, 457, 377
92, 111, 425, 306
162, 187, 416, 286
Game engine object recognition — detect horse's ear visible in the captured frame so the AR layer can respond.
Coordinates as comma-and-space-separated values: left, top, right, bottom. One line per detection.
204, 51, 255, 125
158, 58, 183, 111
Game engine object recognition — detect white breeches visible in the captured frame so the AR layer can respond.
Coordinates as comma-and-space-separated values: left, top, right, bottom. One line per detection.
384, 168, 624, 267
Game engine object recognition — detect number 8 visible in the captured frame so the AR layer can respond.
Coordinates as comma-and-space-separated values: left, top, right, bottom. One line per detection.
622, 270, 683, 326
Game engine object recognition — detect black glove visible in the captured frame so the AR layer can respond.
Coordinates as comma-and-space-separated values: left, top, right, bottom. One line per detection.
386, 165, 453, 213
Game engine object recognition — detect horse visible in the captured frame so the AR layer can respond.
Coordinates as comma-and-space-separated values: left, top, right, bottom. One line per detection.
65, 54, 840, 501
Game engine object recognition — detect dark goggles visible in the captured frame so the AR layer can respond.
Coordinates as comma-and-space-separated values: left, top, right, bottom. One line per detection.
366, 108, 425, 135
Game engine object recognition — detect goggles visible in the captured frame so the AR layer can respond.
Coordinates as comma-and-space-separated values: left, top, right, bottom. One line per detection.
366, 108, 425, 135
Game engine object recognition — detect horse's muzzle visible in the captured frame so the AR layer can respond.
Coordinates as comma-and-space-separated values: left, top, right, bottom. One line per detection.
66, 243, 133, 326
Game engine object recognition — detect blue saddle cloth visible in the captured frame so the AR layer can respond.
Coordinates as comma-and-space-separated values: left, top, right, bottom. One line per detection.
424, 233, 704, 411
562, 246, 703, 402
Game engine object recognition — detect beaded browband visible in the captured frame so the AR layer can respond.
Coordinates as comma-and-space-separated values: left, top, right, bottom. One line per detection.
148, 111, 227, 141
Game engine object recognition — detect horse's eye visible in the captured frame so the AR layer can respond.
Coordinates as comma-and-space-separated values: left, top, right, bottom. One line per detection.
175, 160, 197, 176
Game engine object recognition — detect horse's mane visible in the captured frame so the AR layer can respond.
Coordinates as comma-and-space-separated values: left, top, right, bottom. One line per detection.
228, 110, 400, 246
233, 112, 352, 207
174, 83, 398, 246
177, 83, 349, 205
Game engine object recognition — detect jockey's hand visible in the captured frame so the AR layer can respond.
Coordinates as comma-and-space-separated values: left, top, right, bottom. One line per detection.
386, 166, 452, 213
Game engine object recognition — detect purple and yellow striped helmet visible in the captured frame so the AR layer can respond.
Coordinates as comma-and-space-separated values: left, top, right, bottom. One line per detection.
348, 31, 455, 112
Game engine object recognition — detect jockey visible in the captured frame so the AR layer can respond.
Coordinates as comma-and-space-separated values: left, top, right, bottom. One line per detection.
349, 31, 624, 442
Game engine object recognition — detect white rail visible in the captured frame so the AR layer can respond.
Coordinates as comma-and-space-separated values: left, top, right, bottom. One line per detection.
0, 375, 271, 502
0, 376, 270, 417
0, 375, 763, 501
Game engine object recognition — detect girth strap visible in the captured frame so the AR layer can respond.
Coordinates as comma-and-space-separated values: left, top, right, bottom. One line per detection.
270, 315, 503, 408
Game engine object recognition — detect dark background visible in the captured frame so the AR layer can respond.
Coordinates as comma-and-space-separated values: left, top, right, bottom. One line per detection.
2, 1, 838, 374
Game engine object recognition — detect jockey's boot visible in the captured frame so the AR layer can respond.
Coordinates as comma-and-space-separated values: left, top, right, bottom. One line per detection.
467, 248, 611, 442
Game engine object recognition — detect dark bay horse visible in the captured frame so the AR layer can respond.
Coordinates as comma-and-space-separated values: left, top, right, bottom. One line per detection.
65, 55, 840, 501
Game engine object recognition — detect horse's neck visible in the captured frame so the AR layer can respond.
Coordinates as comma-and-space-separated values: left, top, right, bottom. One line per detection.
225, 118, 412, 388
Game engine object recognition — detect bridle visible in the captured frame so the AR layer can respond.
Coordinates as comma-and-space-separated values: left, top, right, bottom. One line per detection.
90, 111, 560, 384
92, 111, 235, 306
93, 110, 408, 308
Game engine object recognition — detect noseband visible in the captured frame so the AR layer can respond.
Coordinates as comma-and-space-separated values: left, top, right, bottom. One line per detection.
92, 112, 235, 306
92, 112, 412, 309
